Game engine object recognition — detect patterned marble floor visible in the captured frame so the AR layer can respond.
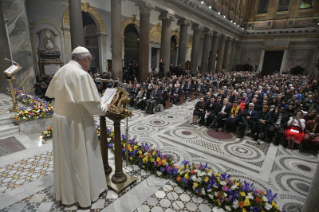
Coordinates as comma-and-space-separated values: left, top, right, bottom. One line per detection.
0, 93, 24, 115
0, 97, 317, 212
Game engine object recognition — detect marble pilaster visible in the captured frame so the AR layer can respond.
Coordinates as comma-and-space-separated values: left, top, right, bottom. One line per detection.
0, 2, 11, 92
222, 37, 233, 71
138, 1, 152, 81
208, 33, 220, 73
229, 40, 237, 72
302, 162, 319, 212
159, 12, 174, 76
1, 0, 35, 93
257, 49, 265, 73
200, 29, 212, 73
279, 49, 288, 73
190, 24, 203, 74
111, 0, 122, 79
69, 0, 84, 49
216, 35, 226, 72
177, 19, 191, 67
234, 42, 241, 71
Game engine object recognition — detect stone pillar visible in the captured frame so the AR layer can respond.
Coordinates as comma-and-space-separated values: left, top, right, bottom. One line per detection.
190, 24, 203, 74
222, 37, 233, 71
156, 49, 160, 71
234, 42, 241, 71
177, 19, 190, 67
208, 33, 220, 73
0, 2, 11, 92
302, 162, 319, 212
200, 29, 212, 73
98, 33, 107, 72
257, 49, 265, 73
69, 0, 84, 49
216, 35, 226, 72
138, 1, 152, 81
279, 49, 288, 74
111, 0, 122, 79
159, 11, 174, 76
229, 40, 237, 72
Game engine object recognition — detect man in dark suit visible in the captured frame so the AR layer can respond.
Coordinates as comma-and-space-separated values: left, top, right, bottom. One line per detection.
229, 92, 239, 103
206, 97, 218, 128
268, 107, 289, 145
129, 84, 140, 106
183, 81, 193, 99
215, 98, 231, 132
159, 89, 168, 108
146, 85, 161, 114
171, 84, 182, 104
237, 103, 258, 138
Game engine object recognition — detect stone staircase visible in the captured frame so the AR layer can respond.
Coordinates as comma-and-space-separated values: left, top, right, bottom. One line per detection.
0, 114, 19, 137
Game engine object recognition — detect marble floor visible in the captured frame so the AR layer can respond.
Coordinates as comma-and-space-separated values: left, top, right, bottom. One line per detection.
0, 93, 317, 212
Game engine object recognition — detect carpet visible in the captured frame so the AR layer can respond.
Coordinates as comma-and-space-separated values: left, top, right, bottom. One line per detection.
0, 136, 26, 157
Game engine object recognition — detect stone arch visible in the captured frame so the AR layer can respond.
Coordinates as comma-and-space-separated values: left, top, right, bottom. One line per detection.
171, 29, 180, 44
187, 35, 193, 48
62, 2, 107, 33
149, 23, 162, 44
122, 15, 140, 37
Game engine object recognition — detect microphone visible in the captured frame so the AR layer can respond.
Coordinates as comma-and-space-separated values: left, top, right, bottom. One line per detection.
5, 58, 20, 66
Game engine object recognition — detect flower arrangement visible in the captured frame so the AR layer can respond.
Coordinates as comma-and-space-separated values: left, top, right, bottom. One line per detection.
13, 105, 53, 121
5, 86, 54, 121
40, 126, 52, 141
104, 131, 282, 212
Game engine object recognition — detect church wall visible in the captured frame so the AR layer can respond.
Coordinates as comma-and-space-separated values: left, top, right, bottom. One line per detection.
239, 42, 263, 67
1, 0, 36, 93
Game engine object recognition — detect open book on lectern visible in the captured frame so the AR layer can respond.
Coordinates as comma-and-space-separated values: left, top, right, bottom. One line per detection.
101, 88, 117, 106
4, 65, 22, 77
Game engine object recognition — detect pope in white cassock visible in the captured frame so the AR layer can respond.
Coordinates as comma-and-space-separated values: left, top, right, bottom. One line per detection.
46, 46, 109, 207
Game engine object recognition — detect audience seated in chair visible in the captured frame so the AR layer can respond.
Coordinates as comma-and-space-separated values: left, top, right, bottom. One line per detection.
192, 97, 206, 126
226, 101, 242, 132
301, 115, 319, 151
215, 98, 231, 132
285, 111, 305, 150
268, 106, 289, 145
254, 105, 271, 143
237, 103, 258, 139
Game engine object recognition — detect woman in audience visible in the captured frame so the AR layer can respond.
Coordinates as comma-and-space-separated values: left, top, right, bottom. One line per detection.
226, 101, 242, 132
301, 114, 319, 150
285, 111, 305, 149
269, 98, 278, 112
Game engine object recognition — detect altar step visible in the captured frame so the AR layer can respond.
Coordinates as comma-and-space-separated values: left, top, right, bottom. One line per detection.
0, 114, 19, 137
0, 114, 15, 125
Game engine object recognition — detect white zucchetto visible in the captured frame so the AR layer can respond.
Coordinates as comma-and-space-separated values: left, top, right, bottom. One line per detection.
72, 46, 90, 54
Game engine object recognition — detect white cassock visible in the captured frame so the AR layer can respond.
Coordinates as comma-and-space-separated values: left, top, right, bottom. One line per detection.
46, 60, 108, 207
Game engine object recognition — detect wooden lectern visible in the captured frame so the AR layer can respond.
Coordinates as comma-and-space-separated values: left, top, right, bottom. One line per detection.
99, 87, 136, 193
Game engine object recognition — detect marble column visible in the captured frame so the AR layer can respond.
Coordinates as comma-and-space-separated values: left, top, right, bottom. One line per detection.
216, 35, 226, 72
200, 29, 212, 73
159, 11, 174, 75
177, 19, 191, 67
138, 1, 152, 81
69, 0, 84, 49
111, 0, 122, 79
303, 162, 319, 212
234, 42, 241, 71
0, 2, 11, 92
190, 24, 203, 74
257, 49, 265, 73
222, 37, 233, 71
208, 33, 220, 73
229, 40, 237, 72
279, 49, 288, 74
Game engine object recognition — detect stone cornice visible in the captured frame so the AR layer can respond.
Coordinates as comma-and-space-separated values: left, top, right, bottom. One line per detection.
158, 11, 175, 21
138, 1, 153, 15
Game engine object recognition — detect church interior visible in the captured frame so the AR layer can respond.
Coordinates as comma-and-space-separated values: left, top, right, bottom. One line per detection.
0, 0, 319, 211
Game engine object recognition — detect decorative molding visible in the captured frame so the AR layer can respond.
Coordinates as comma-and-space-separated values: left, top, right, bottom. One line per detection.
138, 1, 153, 14
62, 2, 107, 33
121, 15, 140, 37
149, 23, 161, 43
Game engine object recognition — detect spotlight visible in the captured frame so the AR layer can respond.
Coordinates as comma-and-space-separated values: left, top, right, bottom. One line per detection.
201, 1, 204, 4
230, 20, 233, 22
223, 15, 226, 18
209, 6, 211, 9
218, 12, 220, 15
242, 28, 244, 30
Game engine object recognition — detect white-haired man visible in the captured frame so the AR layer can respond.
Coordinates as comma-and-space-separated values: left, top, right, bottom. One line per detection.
46, 46, 111, 207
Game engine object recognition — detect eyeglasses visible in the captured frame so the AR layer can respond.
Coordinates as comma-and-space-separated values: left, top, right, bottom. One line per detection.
86, 57, 92, 62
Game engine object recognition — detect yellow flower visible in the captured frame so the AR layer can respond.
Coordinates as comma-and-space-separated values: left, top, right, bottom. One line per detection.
242, 209, 246, 212
193, 182, 199, 188
156, 157, 161, 162
184, 173, 189, 179
162, 160, 167, 165
215, 172, 220, 178
205, 168, 212, 172
217, 199, 221, 206
150, 158, 155, 163
133, 145, 138, 150
25, 110, 29, 114
204, 176, 209, 182
179, 166, 185, 171
272, 201, 279, 210
186, 164, 190, 169
236, 182, 240, 186
152, 151, 156, 156
138, 150, 142, 155
244, 198, 250, 206
130, 157, 133, 160
142, 157, 148, 163
240, 192, 246, 197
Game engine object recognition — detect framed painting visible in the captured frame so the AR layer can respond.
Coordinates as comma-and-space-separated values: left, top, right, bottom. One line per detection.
257, 0, 269, 14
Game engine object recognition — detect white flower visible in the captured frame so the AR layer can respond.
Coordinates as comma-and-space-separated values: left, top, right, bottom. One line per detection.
179, 170, 185, 175
231, 184, 238, 190
247, 192, 254, 200
263, 196, 268, 202
213, 183, 219, 188
185, 169, 190, 172
265, 203, 272, 210
220, 181, 226, 186
201, 188, 206, 195
207, 172, 213, 177
223, 192, 227, 197
212, 207, 226, 212
191, 175, 197, 181
225, 206, 231, 211
199, 171, 206, 177
214, 191, 218, 197
208, 194, 214, 199
23, 117, 26, 119
156, 171, 162, 176
207, 188, 212, 192
232, 199, 239, 209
